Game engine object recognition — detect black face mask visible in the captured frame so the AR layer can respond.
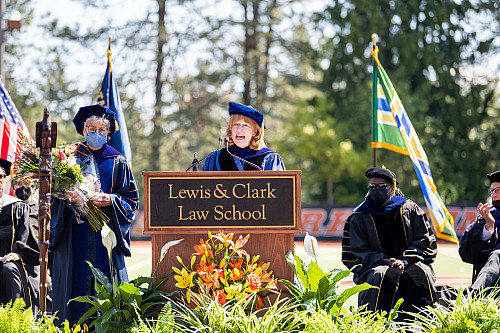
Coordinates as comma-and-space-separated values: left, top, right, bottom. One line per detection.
15, 186, 31, 201
493, 200, 500, 210
368, 188, 390, 205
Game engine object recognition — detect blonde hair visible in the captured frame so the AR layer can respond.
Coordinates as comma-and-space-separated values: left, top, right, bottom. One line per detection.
226, 114, 266, 150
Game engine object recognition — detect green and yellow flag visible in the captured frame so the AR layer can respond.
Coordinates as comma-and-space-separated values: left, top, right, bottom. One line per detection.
371, 43, 458, 244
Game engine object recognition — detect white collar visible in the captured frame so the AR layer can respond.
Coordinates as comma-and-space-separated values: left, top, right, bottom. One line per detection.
0, 194, 21, 206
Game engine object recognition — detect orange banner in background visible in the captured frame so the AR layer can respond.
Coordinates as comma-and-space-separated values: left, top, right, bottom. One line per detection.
298, 206, 477, 239
130, 206, 478, 240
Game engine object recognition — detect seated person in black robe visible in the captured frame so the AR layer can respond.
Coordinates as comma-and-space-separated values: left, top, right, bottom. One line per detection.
459, 171, 500, 291
0, 158, 40, 311
202, 102, 285, 171
342, 166, 437, 315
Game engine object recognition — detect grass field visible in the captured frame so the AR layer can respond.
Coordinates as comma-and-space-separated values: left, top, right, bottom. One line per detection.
125, 240, 472, 287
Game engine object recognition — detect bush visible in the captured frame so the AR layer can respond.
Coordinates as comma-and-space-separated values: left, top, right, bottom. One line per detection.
405, 289, 500, 332
0, 298, 57, 332
170, 292, 302, 332
301, 307, 402, 333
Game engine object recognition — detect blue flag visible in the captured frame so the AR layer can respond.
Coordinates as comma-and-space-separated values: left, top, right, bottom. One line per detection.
97, 49, 132, 163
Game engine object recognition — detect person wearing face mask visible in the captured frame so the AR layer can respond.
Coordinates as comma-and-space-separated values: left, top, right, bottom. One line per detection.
12, 180, 37, 218
202, 102, 285, 171
459, 171, 500, 293
342, 166, 437, 316
0, 159, 40, 312
49, 104, 139, 326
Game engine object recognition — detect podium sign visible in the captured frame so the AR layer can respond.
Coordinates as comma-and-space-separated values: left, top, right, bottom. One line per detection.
144, 171, 301, 233
143, 171, 301, 292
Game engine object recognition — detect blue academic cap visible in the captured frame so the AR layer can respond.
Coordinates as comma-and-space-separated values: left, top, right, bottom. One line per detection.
73, 104, 117, 136
228, 101, 267, 128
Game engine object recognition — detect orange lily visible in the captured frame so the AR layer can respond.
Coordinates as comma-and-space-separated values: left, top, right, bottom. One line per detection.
192, 238, 213, 258
229, 257, 244, 269
212, 289, 227, 305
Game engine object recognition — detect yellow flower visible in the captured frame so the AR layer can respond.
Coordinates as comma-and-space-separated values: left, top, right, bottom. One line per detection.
174, 268, 195, 289
225, 284, 246, 300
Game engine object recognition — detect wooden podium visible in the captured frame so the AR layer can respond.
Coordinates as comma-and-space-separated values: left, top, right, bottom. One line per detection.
143, 171, 301, 292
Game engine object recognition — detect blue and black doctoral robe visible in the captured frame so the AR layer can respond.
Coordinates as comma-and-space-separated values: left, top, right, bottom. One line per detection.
202, 145, 285, 171
50, 143, 139, 326
342, 197, 437, 314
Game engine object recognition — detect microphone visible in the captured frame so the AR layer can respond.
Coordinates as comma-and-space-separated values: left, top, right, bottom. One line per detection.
186, 137, 223, 171
224, 137, 262, 171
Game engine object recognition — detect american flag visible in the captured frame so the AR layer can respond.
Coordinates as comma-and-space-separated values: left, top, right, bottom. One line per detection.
0, 80, 31, 167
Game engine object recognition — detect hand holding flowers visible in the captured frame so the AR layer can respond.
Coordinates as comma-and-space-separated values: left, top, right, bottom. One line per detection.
14, 134, 109, 231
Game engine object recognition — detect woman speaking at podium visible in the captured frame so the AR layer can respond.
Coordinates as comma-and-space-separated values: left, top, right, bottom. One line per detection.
202, 102, 285, 171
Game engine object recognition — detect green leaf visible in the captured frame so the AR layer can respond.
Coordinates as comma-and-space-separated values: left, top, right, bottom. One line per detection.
69, 295, 99, 307
119, 282, 141, 303
329, 268, 352, 286
304, 260, 324, 290
131, 276, 154, 287
76, 307, 98, 326
101, 307, 124, 324
87, 261, 112, 291
95, 318, 110, 333
327, 283, 374, 314
96, 298, 113, 312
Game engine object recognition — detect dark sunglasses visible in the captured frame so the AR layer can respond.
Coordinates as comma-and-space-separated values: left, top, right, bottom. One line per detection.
369, 183, 389, 190
0, 174, 6, 179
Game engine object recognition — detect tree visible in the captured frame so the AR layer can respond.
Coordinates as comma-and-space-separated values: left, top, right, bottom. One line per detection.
308, 0, 499, 202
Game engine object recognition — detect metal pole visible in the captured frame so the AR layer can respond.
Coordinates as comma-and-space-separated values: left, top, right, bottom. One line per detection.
371, 34, 377, 167
0, 0, 5, 82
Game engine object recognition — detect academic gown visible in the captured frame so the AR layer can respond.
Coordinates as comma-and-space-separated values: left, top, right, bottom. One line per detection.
0, 195, 39, 311
50, 143, 139, 325
459, 209, 500, 289
341, 197, 437, 313
202, 145, 286, 171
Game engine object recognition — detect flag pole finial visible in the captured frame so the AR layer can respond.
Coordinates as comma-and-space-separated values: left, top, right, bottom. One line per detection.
107, 36, 113, 72
371, 34, 378, 50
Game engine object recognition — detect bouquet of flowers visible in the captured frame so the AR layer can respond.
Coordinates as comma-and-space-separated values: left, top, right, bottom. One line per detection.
14, 134, 109, 231
173, 231, 277, 309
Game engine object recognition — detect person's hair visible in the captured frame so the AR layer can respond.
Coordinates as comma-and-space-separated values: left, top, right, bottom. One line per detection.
226, 114, 266, 150
84, 115, 110, 132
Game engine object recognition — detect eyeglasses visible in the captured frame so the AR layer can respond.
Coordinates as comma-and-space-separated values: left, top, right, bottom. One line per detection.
488, 187, 500, 195
85, 125, 109, 135
0, 174, 6, 179
369, 183, 389, 190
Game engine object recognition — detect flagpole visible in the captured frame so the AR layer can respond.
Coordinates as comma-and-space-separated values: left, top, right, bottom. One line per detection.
371, 34, 378, 167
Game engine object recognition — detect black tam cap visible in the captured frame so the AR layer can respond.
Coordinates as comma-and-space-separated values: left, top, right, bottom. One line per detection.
0, 158, 11, 175
487, 171, 500, 184
72, 104, 117, 136
365, 166, 399, 185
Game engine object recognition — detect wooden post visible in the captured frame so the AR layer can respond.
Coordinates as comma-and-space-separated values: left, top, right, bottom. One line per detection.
35, 108, 57, 314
